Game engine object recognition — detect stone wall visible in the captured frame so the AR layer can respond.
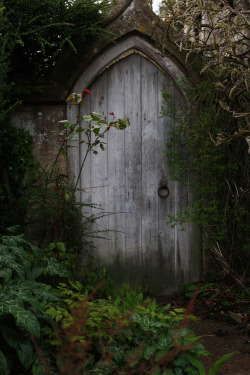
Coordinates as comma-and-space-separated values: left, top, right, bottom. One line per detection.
10, 103, 67, 173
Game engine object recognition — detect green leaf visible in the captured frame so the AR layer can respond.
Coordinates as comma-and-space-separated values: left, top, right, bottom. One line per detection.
10, 244, 28, 259
30, 265, 44, 280
144, 345, 157, 360
47, 242, 56, 251
18, 341, 35, 370
82, 115, 92, 122
91, 111, 102, 118
76, 127, 84, 133
32, 359, 45, 375
208, 353, 234, 375
0, 350, 9, 375
155, 349, 167, 362
91, 116, 102, 122
186, 354, 206, 375
0, 268, 12, 282
100, 144, 105, 151
59, 119, 70, 123
56, 242, 66, 253
15, 309, 40, 338
46, 257, 70, 278
5, 226, 23, 235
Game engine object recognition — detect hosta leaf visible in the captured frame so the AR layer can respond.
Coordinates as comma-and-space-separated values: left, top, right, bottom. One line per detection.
143, 345, 157, 360
9, 245, 27, 260
18, 341, 35, 369
22, 280, 59, 301
46, 257, 70, 278
2, 236, 18, 247
30, 265, 44, 280
5, 226, 23, 235
13, 307, 40, 338
157, 335, 172, 350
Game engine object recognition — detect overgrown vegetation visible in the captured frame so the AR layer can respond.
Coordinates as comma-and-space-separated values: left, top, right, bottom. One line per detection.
180, 281, 250, 325
42, 281, 232, 375
159, 0, 249, 286
0, 0, 112, 233
0, 229, 233, 374
0, 227, 70, 374
0, 1, 246, 373
160, 0, 249, 145
0, 0, 111, 79
162, 79, 249, 283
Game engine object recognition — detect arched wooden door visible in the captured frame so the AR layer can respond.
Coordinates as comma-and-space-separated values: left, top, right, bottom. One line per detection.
71, 51, 199, 294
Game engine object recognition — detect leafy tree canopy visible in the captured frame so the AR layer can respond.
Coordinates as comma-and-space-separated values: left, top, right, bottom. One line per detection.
0, 0, 111, 79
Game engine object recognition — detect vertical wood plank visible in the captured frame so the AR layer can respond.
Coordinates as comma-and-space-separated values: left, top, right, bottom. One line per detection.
124, 54, 142, 282
157, 72, 177, 292
79, 91, 91, 209
141, 56, 159, 290
67, 104, 79, 200
106, 59, 126, 270
89, 70, 109, 261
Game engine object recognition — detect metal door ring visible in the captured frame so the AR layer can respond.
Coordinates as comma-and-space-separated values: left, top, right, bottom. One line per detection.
158, 185, 169, 198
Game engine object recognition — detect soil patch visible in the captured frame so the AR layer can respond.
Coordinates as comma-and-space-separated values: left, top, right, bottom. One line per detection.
156, 293, 250, 375
188, 318, 250, 375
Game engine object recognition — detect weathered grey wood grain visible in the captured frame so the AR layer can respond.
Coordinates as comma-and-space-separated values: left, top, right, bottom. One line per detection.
157, 70, 176, 293
124, 54, 142, 280
70, 50, 199, 293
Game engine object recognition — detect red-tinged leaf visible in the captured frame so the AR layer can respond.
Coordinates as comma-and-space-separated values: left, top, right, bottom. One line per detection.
82, 89, 92, 96
109, 112, 114, 116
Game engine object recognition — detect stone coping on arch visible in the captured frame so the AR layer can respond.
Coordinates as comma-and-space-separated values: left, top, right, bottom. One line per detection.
97, 48, 167, 76
71, 35, 187, 95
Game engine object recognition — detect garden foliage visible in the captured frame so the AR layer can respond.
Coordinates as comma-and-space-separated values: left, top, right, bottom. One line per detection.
162, 79, 249, 282
0, 0, 112, 233
41, 281, 233, 375
0, 229, 234, 374
0, 227, 70, 374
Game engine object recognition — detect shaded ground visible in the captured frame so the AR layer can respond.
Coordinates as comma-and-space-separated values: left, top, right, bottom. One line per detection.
156, 286, 250, 375
188, 319, 250, 375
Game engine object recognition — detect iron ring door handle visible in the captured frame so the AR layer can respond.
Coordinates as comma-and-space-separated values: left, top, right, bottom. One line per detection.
158, 184, 169, 198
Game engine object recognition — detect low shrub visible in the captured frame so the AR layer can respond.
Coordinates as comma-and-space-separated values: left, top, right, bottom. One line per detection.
45, 282, 232, 374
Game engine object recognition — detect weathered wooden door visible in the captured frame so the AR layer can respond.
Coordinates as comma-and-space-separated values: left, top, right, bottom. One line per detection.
76, 52, 198, 294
